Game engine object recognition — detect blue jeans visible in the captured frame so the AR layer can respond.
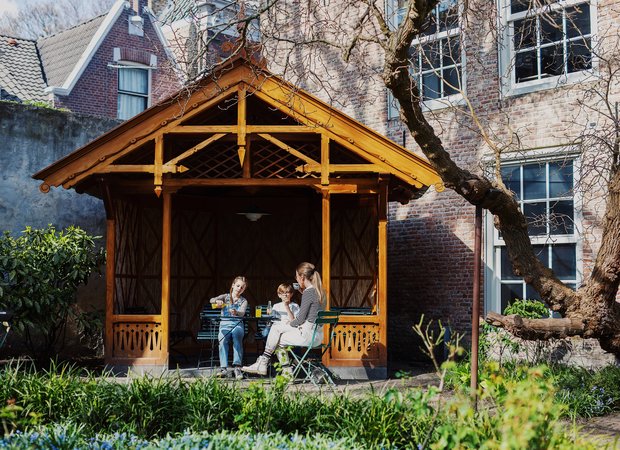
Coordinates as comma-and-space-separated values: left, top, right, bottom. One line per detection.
218, 321, 244, 367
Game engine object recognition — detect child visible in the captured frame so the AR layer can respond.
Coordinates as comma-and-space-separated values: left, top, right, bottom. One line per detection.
261, 283, 300, 337
210, 276, 248, 380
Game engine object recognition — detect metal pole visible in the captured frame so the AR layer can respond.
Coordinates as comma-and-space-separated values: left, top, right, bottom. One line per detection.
471, 204, 482, 410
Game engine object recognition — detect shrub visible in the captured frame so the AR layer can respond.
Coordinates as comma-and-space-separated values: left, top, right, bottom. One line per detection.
0, 225, 105, 357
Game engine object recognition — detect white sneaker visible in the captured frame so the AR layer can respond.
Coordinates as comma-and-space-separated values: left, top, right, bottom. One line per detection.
241, 355, 269, 376
234, 367, 243, 380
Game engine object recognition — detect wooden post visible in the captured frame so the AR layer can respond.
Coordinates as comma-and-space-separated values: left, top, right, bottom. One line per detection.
321, 134, 329, 186
160, 191, 172, 364
154, 135, 163, 197
322, 189, 331, 366
377, 178, 388, 367
238, 86, 250, 177
104, 218, 115, 364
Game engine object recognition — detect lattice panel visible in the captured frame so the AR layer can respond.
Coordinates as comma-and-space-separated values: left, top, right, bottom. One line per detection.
332, 324, 380, 360
179, 142, 242, 178
252, 140, 319, 179
170, 209, 217, 334
330, 196, 378, 308
112, 321, 163, 358
114, 199, 162, 314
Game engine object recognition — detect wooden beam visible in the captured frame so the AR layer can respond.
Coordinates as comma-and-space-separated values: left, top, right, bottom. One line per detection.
104, 218, 115, 366
167, 125, 238, 134
166, 133, 226, 165
246, 125, 319, 133
321, 134, 329, 186
298, 163, 386, 173
256, 133, 319, 165
377, 178, 388, 367
164, 177, 379, 188
100, 164, 188, 174
160, 191, 172, 363
154, 135, 163, 197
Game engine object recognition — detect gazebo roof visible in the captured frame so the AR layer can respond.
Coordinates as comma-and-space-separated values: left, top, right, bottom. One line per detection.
34, 56, 442, 201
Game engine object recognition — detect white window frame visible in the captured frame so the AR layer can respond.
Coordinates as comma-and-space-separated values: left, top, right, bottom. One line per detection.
385, 0, 466, 114
483, 148, 583, 314
499, 0, 598, 97
117, 63, 151, 120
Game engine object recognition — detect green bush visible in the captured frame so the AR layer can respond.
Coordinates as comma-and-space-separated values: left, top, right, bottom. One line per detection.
0, 225, 105, 357
503, 298, 549, 318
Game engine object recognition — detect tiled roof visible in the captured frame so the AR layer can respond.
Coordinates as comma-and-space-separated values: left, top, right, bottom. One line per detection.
37, 14, 106, 88
0, 35, 48, 102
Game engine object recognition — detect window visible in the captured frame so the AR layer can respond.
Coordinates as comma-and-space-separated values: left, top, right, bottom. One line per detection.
387, 0, 463, 109
117, 67, 149, 120
490, 159, 579, 313
504, 0, 593, 93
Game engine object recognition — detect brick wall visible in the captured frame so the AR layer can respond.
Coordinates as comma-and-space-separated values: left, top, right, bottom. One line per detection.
53, 2, 180, 118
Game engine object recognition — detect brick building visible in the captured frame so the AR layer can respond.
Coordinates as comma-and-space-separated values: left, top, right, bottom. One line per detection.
0, 0, 180, 119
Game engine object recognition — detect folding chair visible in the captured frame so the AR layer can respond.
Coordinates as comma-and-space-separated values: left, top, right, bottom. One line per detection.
196, 306, 221, 368
288, 310, 340, 387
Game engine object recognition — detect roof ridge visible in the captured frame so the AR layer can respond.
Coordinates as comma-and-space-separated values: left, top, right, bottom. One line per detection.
37, 12, 107, 42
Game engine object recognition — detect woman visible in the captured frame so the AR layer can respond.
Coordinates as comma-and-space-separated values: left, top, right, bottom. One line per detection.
242, 262, 324, 377
210, 276, 248, 380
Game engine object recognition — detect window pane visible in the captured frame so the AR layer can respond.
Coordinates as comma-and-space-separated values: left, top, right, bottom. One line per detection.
501, 284, 523, 313
524, 202, 547, 236
540, 43, 564, 77
437, 0, 459, 32
501, 165, 521, 199
540, 11, 563, 45
515, 50, 538, 82
523, 163, 546, 199
421, 42, 439, 70
568, 38, 592, 72
533, 244, 549, 266
514, 17, 537, 49
566, 4, 590, 39
501, 247, 520, 280
511, 0, 531, 15
525, 284, 543, 302
552, 244, 576, 278
118, 94, 147, 120
442, 37, 460, 65
119, 68, 148, 94
550, 200, 574, 234
422, 73, 441, 99
443, 67, 460, 96
420, 11, 437, 36
549, 161, 573, 197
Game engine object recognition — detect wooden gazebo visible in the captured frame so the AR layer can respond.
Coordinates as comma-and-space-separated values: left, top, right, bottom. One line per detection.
34, 58, 441, 378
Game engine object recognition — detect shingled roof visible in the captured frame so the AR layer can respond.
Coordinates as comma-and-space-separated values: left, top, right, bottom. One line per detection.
0, 35, 48, 102
38, 15, 106, 88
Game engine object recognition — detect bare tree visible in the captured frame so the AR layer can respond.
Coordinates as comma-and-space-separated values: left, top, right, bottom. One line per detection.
163, 0, 620, 354
0, 0, 115, 39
